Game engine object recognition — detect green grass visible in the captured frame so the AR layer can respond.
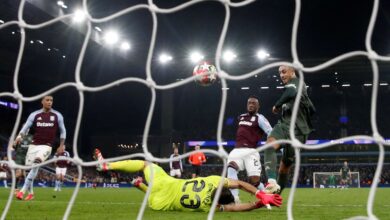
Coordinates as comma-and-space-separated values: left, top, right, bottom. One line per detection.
1, 187, 390, 220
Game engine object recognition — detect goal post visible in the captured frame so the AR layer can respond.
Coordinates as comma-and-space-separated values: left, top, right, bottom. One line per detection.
313, 172, 360, 188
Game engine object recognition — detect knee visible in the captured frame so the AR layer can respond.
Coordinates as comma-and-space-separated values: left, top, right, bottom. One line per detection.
278, 161, 291, 174
228, 162, 238, 171
248, 177, 260, 187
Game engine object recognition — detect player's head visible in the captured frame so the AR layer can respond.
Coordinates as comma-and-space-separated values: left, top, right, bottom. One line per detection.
41, 95, 53, 111
195, 145, 200, 150
247, 95, 259, 114
173, 147, 179, 155
278, 65, 296, 84
344, 161, 348, 166
212, 187, 235, 205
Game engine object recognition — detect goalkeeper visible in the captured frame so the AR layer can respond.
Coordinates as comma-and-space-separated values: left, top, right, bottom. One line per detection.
94, 149, 282, 212
263, 65, 315, 193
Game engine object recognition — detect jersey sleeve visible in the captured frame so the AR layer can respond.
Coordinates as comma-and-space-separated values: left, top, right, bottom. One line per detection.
19, 112, 36, 135
57, 112, 66, 140
257, 114, 273, 136
274, 83, 298, 108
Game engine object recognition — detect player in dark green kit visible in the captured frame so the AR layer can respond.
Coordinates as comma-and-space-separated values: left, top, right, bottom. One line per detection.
340, 161, 351, 188
263, 65, 315, 193
11, 134, 32, 191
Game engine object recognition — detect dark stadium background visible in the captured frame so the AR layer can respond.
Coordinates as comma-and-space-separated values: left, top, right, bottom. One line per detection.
0, 0, 389, 183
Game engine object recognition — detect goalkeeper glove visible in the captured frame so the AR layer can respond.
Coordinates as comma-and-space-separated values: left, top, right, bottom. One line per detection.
255, 190, 283, 208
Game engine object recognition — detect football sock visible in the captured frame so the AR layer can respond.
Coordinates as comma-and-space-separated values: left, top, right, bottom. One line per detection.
136, 182, 148, 193
277, 173, 288, 194
21, 167, 38, 194
227, 167, 239, 198
264, 148, 277, 180
109, 160, 145, 173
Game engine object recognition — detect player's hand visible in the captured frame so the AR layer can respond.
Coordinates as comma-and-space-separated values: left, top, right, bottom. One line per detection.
272, 106, 279, 114
255, 191, 282, 208
14, 135, 22, 146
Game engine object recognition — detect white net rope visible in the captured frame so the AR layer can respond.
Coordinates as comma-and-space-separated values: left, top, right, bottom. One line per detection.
0, 0, 389, 219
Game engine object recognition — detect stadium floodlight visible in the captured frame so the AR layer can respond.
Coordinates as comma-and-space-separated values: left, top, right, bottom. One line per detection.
241, 87, 250, 90
57, 1, 64, 7
158, 53, 173, 64
30, 40, 34, 44
260, 86, 269, 89
380, 82, 388, 86
73, 9, 86, 23
62, 55, 66, 58
120, 41, 131, 51
103, 30, 120, 45
321, 85, 330, 88
189, 51, 204, 63
364, 83, 372, 87
256, 49, 270, 60
223, 50, 237, 62
342, 83, 350, 87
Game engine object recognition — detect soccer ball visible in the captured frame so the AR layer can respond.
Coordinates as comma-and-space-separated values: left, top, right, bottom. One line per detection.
263, 179, 281, 194
192, 62, 217, 86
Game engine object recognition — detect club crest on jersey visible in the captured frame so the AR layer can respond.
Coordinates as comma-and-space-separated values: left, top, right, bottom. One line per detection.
50, 116, 55, 121
250, 116, 256, 122
37, 117, 42, 121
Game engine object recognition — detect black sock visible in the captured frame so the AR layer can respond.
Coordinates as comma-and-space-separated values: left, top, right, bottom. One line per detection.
277, 173, 288, 194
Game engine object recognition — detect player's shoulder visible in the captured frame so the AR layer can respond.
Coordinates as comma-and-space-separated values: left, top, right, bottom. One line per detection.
30, 109, 44, 116
51, 109, 63, 117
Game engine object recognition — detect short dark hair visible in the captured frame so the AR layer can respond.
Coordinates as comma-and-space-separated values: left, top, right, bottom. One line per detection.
211, 187, 235, 205
248, 95, 259, 100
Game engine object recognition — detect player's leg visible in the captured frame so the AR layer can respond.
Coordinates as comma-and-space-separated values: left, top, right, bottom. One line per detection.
243, 149, 261, 188
59, 169, 66, 191
94, 149, 146, 173
191, 165, 197, 178
131, 176, 148, 193
17, 145, 51, 200
264, 122, 286, 183
227, 149, 244, 203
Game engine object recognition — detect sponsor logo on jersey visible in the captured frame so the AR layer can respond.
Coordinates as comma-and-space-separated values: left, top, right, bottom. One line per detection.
50, 116, 55, 121
36, 122, 54, 127
239, 121, 253, 126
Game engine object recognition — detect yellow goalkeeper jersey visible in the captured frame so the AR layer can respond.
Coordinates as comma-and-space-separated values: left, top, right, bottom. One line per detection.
144, 165, 229, 212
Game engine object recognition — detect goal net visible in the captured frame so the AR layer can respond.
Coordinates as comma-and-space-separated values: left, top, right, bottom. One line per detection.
0, 0, 389, 220
313, 172, 360, 188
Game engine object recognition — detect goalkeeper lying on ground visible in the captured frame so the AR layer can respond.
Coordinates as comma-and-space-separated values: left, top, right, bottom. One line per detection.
94, 149, 282, 212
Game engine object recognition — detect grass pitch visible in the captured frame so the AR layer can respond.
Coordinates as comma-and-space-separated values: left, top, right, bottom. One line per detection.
1, 187, 389, 220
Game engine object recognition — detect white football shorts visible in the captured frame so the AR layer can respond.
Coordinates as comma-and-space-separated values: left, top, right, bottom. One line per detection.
228, 148, 261, 176
56, 167, 67, 176
25, 144, 52, 166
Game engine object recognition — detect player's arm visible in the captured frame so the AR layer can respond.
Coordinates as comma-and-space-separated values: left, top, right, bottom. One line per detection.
218, 202, 257, 212
202, 153, 206, 163
179, 157, 183, 172
258, 114, 273, 136
273, 83, 298, 112
227, 179, 257, 194
188, 154, 193, 164
57, 113, 66, 149
14, 113, 35, 145
169, 154, 173, 170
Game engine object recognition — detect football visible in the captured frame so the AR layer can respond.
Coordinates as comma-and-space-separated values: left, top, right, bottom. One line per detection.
192, 62, 217, 86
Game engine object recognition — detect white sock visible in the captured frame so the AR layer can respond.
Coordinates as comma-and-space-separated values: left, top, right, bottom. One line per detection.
227, 167, 239, 198
3, 180, 7, 188
21, 167, 39, 194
